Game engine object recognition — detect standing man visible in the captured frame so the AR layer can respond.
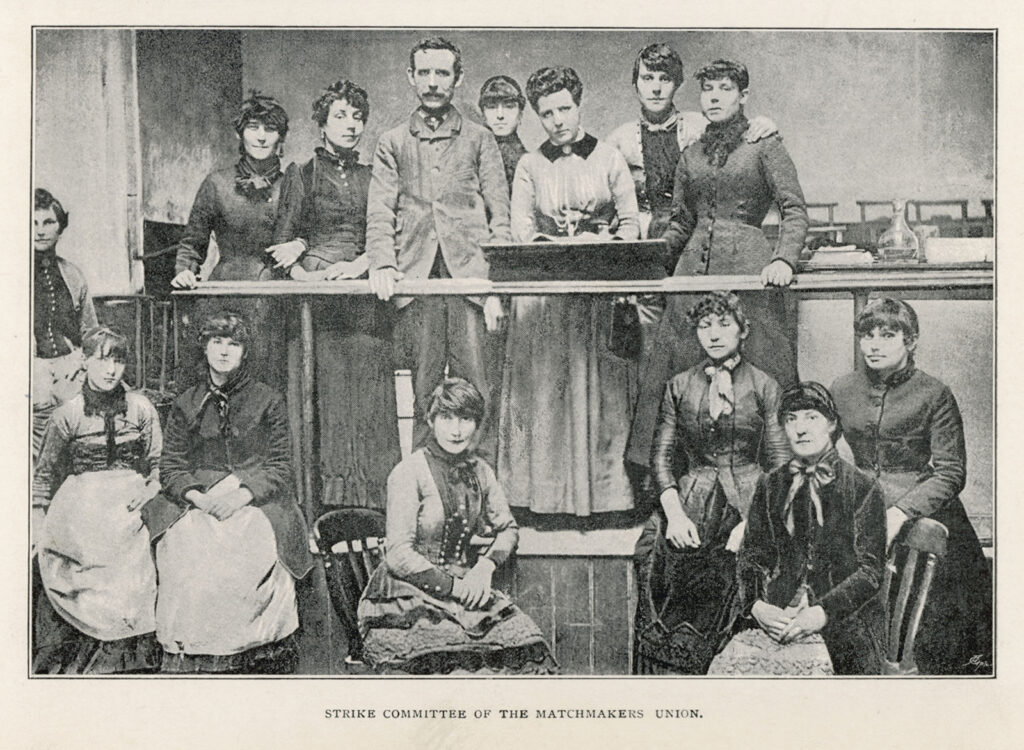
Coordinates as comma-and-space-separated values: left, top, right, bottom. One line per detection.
367, 37, 510, 458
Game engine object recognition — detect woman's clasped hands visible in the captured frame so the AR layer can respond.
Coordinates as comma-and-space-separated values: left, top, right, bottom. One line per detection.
452, 557, 496, 610
751, 598, 828, 644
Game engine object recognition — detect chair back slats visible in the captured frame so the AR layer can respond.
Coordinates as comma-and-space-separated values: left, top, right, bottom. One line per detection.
883, 518, 950, 674
313, 507, 388, 663
887, 548, 919, 663
899, 556, 938, 674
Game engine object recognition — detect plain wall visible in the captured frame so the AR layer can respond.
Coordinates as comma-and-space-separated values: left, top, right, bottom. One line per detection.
34, 29, 136, 296
137, 30, 243, 226
242, 29, 993, 222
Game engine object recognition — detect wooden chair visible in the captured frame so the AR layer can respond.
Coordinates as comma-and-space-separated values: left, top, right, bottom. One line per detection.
313, 507, 387, 666
879, 517, 949, 675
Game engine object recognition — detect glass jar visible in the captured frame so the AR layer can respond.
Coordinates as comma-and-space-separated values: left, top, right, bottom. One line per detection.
876, 199, 920, 262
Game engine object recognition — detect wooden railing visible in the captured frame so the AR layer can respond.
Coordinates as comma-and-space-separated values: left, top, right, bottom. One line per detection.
173, 263, 994, 526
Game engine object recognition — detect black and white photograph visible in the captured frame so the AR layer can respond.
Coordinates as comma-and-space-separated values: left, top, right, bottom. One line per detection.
4, 1, 1018, 746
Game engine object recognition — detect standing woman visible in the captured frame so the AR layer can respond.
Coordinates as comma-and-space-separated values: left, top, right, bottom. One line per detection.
831, 298, 992, 674
143, 311, 313, 674
633, 292, 789, 674
499, 66, 640, 516
271, 80, 401, 510
170, 91, 292, 387
33, 188, 98, 458
33, 326, 162, 673
627, 59, 808, 471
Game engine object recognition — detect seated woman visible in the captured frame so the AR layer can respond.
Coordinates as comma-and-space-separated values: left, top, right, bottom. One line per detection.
33, 326, 162, 673
271, 80, 400, 510
142, 311, 313, 674
358, 377, 556, 674
831, 298, 992, 674
633, 291, 789, 674
499, 65, 640, 516
628, 59, 807, 472
712, 382, 887, 676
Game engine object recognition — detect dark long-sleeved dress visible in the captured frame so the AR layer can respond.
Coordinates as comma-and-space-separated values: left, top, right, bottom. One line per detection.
142, 371, 313, 672
729, 455, 888, 676
832, 364, 993, 674
173, 161, 286, 387
273, 149, 400, 511
633, 359, 789, 674
627, 125, 808, 468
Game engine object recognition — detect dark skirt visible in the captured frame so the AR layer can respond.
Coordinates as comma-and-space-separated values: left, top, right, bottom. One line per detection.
359, 565, 557, 675
893, 498, 993, 675
627, 289, 798, 467
159, 635, 299, 675
296, 266, 401, 511
632, 489, 742, 675
33, 567, 161, 675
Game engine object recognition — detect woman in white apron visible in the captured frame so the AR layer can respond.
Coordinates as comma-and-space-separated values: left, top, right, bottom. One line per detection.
33, 326, 162, 673
143, 310, 313, 673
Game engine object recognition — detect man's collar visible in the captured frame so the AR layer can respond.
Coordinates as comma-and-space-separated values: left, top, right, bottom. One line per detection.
409, 106, 463, 138
539, 132, 598, 162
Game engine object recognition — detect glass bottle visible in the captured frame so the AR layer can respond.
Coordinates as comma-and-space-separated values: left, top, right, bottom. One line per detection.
876, 199, 920, 262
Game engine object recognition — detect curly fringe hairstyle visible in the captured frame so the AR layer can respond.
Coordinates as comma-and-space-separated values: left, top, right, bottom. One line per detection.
694, 59, 750, 91
632, 43, 685, 86
312, 80, 370, 126
233, 90, 290, 140
198, 310, 252, 351
685, 291, 750, 336
426, 377, 486, 426
35, 188, 69, 232
409, 36, 463, 78
854, 297, 920, 343
779, 381, 843, 440
525, 66, 584, 111
82, 325, 130, 362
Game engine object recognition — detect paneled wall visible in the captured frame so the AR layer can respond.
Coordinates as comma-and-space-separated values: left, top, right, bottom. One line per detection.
34, 29, 139, 296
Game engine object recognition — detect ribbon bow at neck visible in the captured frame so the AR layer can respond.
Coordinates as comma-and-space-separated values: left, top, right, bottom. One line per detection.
704, 354, 740, 421
783, 458, 836, 536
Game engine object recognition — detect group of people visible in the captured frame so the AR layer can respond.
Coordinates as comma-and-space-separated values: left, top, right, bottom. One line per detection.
31, 36, 991, 676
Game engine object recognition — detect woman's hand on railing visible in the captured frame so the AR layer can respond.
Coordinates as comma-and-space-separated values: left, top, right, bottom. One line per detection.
170, 270, 199, 289
324, 256, 370, 281
265, 239, 306, 270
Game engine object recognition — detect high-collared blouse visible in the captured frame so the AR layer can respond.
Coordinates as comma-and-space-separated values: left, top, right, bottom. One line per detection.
651, 359, 790, 519
510, 133, 640, 242
33, 253, 97, 358
606, 110, 708, 216
173, 165, 282, 281
660, 134, 808, 276
375, 449, 518, 598
831, 365, 967, 519
365, 107, 511, 308
274, 151, 372, 265
33, 390, 162, 510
